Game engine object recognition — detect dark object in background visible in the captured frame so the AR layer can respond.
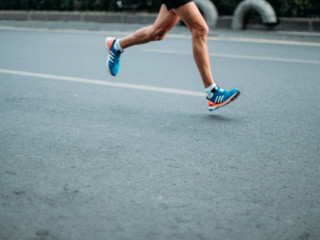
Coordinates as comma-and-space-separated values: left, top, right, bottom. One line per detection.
0, 0, 319, 18
114, 0, 161, 11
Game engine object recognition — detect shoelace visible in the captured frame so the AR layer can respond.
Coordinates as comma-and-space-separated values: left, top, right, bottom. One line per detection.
112, 50, 122, 64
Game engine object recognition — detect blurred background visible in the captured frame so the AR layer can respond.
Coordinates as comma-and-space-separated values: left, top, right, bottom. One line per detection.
1, 0, 319, 18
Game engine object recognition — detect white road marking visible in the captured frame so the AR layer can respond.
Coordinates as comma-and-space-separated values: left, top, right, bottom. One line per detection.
1, 25, 320, 47
0, 69, 205, 97
207, 36, 320, 47
142, 48, 320, 65
0, 25, 133, 36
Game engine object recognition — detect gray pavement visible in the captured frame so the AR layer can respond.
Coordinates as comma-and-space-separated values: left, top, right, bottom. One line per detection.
0, 22, 320, 240
1, 20, 320, 43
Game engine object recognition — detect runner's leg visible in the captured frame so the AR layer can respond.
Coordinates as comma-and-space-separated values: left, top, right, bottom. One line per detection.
174, 2, 214, 88
119, 4, 180, 49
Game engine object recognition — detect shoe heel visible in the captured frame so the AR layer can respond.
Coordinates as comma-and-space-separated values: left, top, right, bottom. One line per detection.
105, 37, 115, 51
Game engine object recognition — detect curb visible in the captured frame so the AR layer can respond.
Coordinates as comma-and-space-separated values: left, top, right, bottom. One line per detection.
0, 11, 157, 24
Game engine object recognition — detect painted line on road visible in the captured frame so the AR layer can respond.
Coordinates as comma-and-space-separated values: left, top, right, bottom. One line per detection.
142, 48, 320, 65
1, 26, 320, 47
0, 69, 205, 97
208, 36, 320, 47
0, 25, 133, 36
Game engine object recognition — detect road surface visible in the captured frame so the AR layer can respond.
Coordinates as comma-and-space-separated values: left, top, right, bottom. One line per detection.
0, 22, 320, 240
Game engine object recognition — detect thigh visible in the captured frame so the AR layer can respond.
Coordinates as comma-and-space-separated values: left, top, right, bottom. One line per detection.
173, 1, 207, 31
152, 4, 180, 34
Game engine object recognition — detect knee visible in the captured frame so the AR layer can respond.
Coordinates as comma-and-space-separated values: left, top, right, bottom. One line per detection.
191, 22, 209, 39
149, 27, 167, 41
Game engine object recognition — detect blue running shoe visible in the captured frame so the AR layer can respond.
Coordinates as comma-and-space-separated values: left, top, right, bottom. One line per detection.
207, 86, 240, 111
105, 37, 123, 76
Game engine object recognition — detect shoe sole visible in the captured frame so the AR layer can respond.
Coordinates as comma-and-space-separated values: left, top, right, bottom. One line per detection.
208, 90, 241, 111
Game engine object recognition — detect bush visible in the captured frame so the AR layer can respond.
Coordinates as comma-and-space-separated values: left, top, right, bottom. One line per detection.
0, 0, 319, 17
213, 0, 320, 17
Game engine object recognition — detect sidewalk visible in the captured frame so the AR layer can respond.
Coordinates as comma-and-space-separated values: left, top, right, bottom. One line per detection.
1, 19, 320, 45
1, 11, 320, 31
0, 11, 157, 24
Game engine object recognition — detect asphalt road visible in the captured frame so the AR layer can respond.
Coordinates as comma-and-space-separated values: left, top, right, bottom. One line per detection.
0, 22, 320, 240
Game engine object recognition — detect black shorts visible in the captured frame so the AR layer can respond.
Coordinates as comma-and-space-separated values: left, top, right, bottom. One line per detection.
161, 0, 193, 10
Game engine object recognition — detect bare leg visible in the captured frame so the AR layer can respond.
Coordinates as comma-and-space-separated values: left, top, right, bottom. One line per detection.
119, 5, 180, 49
174, 2, 214, 88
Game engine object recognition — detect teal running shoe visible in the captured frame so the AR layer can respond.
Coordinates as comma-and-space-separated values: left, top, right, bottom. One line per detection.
207, 86, 240, 111
105, 37, 123, 76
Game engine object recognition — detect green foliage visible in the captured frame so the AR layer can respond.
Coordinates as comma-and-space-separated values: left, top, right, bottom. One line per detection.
0, 0, 117, 11
263, 0, 319, 17
213, 0, 320, 17
0, 0, 319, 17
290, 0, 320, 17
213, 0, 240, 15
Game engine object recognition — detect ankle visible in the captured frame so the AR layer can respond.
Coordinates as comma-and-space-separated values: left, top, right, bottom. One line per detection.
114, 39, 124, 52
205, 83, 217, 98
